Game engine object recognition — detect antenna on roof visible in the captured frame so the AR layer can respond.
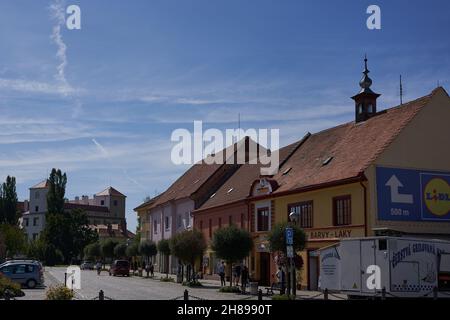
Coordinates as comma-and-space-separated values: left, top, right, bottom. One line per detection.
399, 75, 403, 105
238, 113, 241, 141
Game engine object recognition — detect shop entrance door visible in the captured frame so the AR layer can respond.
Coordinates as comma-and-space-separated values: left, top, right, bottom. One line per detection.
259, 252, 271, 286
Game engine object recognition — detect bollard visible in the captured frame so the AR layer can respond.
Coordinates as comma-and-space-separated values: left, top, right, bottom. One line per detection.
433, 286, 438, 300
381, 287, 386, 300
324, 288, 328, 300
99, 290, 104, 301
258, 289, 262, 301
184, 289, 189, 301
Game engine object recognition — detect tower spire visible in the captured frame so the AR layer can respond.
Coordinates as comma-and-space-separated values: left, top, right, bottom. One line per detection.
351, 55, 381, 123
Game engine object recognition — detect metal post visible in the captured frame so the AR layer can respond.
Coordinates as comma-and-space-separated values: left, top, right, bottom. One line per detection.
324, 288, 328, 300
433, 286, 438, 300
292, 260, 296, 297
99, 290, 104, 301
381, 287, 386, 300
64, 272, 67, 288
286, 265, 291, 296
184, 289, 189, 301
258, 289, 262, 300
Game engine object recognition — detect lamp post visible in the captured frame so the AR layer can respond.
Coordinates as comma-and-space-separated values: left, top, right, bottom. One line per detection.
288, 211, 300, 298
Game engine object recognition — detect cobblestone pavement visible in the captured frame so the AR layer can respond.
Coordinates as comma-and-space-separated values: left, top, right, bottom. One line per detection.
14, 267, 347, 300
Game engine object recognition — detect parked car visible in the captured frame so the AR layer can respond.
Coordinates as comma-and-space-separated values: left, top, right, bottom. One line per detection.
109, 260, 130, 277
80, 261, 95, 270
0, 260, 44, 288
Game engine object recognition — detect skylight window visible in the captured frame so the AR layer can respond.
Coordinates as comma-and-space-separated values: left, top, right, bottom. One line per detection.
322, 156, 333, 166
193, 179, 200, 184
227, 188, 234, 194
210, 193, 216, 198
282, 167, 292, 175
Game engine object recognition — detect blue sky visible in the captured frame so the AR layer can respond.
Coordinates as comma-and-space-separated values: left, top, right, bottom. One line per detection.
0, 0, 449, 232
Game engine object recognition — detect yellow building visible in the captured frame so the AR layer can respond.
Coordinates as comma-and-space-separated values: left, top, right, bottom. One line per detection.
134, 196, 160, 242
249, 77, 450, 289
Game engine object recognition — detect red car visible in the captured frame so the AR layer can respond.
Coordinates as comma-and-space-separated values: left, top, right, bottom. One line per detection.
109, 260, 130, 277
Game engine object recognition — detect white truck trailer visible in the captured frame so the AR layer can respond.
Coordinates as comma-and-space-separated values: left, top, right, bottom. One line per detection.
318, 236, 450, 298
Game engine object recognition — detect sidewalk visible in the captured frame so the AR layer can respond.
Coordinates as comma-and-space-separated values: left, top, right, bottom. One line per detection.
146, 270, 347, 300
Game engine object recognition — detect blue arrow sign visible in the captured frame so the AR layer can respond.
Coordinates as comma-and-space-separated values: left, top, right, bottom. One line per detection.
285, 227, 293, 245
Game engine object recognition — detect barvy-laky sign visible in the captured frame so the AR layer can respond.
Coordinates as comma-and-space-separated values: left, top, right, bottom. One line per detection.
376, 166, 450, 221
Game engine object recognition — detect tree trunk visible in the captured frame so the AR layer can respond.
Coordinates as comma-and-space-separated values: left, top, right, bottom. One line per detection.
229, 263, 233, 287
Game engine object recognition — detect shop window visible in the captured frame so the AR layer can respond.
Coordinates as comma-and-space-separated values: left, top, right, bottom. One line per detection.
288, 201, 313, 228
257, 207, 269, 232
228, 215, 232, 226
333, 195, 351, 226
240, 213, 245, 229
165, 216, 170, 230
218, 217, 222, 229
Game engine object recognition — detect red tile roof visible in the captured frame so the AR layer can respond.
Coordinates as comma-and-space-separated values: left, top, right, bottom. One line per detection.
64, 202, 109, 213
96, 187, 126, 197
30, 180, 49, 189
196, 139, 305, 211
271, 90, 434, 194
147, 137, 262, 210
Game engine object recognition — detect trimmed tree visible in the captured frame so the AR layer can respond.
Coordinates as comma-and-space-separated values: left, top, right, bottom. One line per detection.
212, 225, 253, 287
0, 224, 27, 258
267, 222, 306, 294
100, 239, 119, 263
113, 243, 127, 259
170, 230, 206, 282
85, 242, 101, 260
140, 240, 157, 263
126, 242, 139, 259
157, 239, 171, 278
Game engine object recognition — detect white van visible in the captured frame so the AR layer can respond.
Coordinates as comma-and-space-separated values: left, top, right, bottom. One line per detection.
318, 237, 450, 298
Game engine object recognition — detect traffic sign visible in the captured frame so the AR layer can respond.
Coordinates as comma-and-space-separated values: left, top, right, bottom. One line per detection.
285, 227, 293, 245
286, 245, 294, 258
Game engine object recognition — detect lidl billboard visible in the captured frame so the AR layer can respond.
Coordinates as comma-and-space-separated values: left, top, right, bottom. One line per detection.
376, 166, 450, 221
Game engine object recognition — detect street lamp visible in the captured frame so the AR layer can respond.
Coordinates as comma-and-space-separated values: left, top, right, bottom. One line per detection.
288, 211, 299, 297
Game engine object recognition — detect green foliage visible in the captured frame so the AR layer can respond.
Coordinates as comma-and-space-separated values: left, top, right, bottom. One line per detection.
46, 169, 67, 215
0, 274, 24, 298
219, 286, 241, 293
26, 238, 47, 261
170, 229, 206, 266
212, 225, 253, 264
45, 285, 74, 300
157, 239, 170, 256
0, 176, 19, 225
126, 242, 139, 258
113, 243, 127, 258
140, 240, 157, 258
0, 224, 27, 258
84, 242, 101, 260
100, 239, 119, 260
160, 277, 174, 282
42, 243, 64, 266
182, 280, 203, 287
43, 208, 98, 264
267, 222, 306, 255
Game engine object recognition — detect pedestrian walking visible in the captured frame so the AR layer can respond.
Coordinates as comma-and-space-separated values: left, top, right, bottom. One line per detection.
241, 265, 249, 293
233, 264, 241, 286
218, 261, 226, 286
149, 262, 154, 277
145, 262, 151, 278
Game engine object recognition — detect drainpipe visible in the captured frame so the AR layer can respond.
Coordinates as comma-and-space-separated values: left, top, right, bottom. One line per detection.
360, 182, 368, 237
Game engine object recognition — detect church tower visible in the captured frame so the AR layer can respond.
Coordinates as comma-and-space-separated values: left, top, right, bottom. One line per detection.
351, 55, 381, 123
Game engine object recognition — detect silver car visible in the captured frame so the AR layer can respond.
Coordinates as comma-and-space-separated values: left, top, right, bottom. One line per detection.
0, 261, 44, 288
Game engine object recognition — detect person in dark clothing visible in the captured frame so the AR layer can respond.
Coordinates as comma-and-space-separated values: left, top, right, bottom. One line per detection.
241, 265, 249, 293
149, 262, 154, 277
218, 261, 226, 286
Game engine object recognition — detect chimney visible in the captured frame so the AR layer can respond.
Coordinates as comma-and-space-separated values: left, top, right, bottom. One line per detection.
81, 195, 89, 205
74, 196, 80, 204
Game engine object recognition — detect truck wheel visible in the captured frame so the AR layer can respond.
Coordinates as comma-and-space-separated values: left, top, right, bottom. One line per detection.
27, 279, 37, 289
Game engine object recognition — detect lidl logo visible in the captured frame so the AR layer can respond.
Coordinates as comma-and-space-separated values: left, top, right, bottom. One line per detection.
424, 178, 450, 216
